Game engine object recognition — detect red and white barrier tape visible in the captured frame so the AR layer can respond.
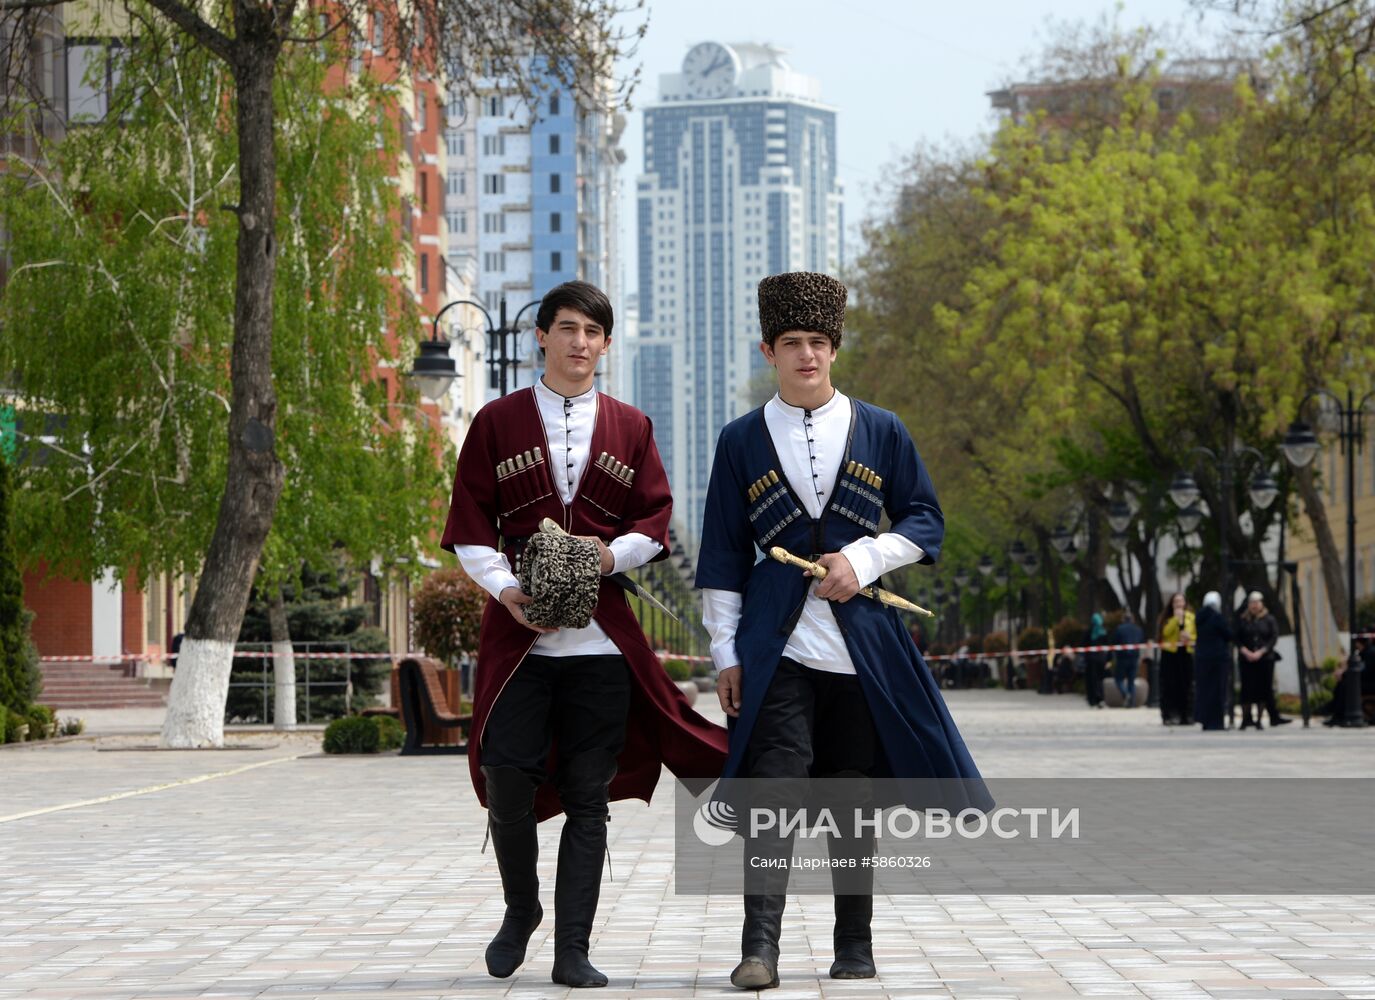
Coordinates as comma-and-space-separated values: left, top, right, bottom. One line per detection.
924, 641, 1159, 663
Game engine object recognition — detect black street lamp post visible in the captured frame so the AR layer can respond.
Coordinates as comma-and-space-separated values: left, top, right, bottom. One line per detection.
406, 296, 541, 401
1282, 386, 1375, 728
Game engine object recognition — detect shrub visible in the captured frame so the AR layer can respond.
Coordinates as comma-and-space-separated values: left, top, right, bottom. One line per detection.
374, 714, 404, 751
4, 708, 26, 743
60, 716, 85, 736
0, 703, 6, 741
1052, 617, 1086, 647
322, 715, 379, 754
1019, 626, 1047, 651
662, 658, 691, 682
28, 704, 53, 736
961, 634, 984, 654
411, 568, 487, 667
983, 633, 1010, 655
691, 659, 713, 678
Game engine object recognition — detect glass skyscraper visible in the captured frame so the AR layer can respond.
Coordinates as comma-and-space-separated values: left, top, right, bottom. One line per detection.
634, 42, 842, 543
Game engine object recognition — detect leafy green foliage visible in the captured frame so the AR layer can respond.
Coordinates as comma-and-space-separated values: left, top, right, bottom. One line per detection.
225, 562, 390, 723
322, 715, 380, 754
410, 568, 487, 667
374, 714, 404, 751
0, 9, 450, 592
0, 452, 40, 718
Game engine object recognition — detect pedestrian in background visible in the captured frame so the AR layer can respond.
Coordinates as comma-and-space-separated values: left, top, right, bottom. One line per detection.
1194, 591, 1232, 731
1111, 610, 1146, 707
1084, 612, 1108, 709
1236, 591, 1280, 731
1157, 593, 1195, 725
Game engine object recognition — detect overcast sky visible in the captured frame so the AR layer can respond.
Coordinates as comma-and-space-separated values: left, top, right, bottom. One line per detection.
614, 0, 1244, 293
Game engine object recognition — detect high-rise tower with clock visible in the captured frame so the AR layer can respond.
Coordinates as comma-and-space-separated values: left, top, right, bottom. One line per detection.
633, 42, 843, 545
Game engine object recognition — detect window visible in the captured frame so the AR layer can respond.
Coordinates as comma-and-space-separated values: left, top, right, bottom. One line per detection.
482, 134, 505, 156
483, 174, 505, 195
414, 11, 425, 48
419, 171, 428, 211
447, 211, 467, 234
416, 93, 427, 132
487, 95, 503, 117
484, 251, 506, 272
550, 211, 561, 233
420, 252, 430, 294
549, 134, 560, 155
372, 15, 384, 50
551, 251, 562, 272
66, 41, 125, 123
550, 173, 561, 193
549, 93, 560, 115
483, 212, 505, 234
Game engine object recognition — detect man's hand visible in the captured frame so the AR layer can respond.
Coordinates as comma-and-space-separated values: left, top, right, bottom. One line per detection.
581, 536, 615, 574
499, 586, 557, 634
810, 552, 861, 602
717, 666, 742, 717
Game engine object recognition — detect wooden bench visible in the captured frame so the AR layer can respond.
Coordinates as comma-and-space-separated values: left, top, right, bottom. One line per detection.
396, 656, 472, 756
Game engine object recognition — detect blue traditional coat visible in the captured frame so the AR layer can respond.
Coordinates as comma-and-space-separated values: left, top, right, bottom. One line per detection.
695, 399, 989, 807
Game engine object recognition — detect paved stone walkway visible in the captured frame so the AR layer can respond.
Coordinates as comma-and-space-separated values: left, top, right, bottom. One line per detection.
1, 691, 1371, 999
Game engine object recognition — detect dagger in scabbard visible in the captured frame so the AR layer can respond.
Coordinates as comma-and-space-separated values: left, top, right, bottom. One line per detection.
768, 546, 935, 617
538, 518, 681, 623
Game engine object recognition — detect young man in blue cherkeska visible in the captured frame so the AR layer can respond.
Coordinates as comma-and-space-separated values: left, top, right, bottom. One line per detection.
695, 270, 988, 991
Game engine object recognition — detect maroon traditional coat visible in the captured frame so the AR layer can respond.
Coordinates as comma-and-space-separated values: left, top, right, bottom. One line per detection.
441, 387, 728, 821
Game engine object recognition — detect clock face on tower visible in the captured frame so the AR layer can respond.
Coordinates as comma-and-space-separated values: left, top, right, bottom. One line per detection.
682, 41, 739, 99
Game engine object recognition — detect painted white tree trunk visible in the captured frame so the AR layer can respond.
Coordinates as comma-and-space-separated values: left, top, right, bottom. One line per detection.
160, 638, 236, 747
273, 641, 297, 731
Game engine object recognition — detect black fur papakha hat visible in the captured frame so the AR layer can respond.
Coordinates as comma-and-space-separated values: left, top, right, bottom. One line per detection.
758, 271, 848, 347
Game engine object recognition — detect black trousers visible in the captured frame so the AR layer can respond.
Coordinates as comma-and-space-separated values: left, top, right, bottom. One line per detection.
483, 654, 631, 781
1159, 649, 1194, 724
743, 658, 878, 898
1084, 652, 1106, 706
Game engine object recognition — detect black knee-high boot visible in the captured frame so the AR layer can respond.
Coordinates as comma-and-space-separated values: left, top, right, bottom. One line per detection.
551, 749, 619, 989
826, 773, 877, 980
481, 765, 543, 979
732, 748, 809, 991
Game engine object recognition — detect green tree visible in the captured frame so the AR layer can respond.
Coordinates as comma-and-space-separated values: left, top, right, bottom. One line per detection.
0, 451, 41, 717
229, 560, 389, 724
0, 11, 445, 743
0, 0, 643, 747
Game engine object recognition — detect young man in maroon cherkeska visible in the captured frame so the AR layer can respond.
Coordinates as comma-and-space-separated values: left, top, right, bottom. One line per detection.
441, 280, 726, 988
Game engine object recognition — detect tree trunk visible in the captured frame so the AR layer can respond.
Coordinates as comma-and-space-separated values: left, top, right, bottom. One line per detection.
1294, 461, 1349, 633
268, 585, 296, 731
162, 31, 284, 747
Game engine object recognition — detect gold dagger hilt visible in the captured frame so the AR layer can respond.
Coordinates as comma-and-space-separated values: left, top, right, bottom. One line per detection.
768, 546, 935, 618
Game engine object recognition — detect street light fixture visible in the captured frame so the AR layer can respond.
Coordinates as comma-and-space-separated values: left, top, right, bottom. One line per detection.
1280, 421, 1320, 469
1107, 499, 1134, 533
407, 296, 542, 401
977, 554, 995, 578
1057, 541, 1078, 565
1168, 471, 1200, 510
1051, 524, 1073, 553
1110, 530, 1129, 555
1176, 503, 1204, 534
1249, 470, 1280, 511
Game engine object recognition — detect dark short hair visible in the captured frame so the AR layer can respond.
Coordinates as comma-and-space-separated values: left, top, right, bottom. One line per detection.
536, 281, 614, 339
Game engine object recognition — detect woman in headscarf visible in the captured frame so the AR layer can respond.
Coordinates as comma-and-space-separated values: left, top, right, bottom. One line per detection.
1157, 593, 1196, 726
1194, 591, 1233, 731
1236, 591, 1280, 730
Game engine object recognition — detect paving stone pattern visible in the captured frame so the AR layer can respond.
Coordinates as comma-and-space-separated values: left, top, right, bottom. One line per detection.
1, 691, 1371, 999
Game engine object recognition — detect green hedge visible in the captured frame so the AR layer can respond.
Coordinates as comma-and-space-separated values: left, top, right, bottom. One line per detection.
375, 715, 404, 751
322, 715, 379, 754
